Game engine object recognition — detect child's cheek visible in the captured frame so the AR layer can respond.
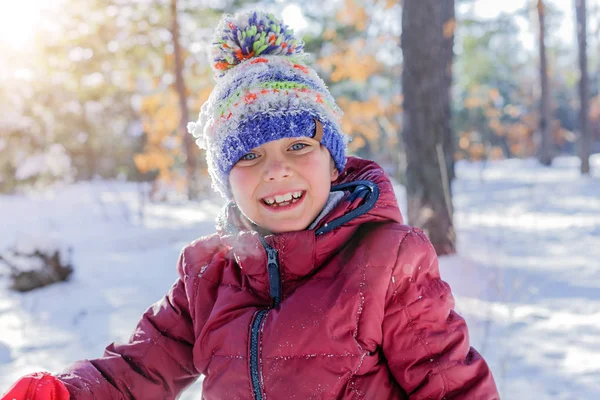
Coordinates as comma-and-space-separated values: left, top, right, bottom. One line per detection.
297, 149, 325, 166
229, 168, 253, 193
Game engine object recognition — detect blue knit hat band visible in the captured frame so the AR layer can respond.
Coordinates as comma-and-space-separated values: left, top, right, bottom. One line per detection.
213, 112, 346, 193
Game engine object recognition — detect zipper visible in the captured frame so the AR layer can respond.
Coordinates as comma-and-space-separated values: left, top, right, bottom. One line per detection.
249, 236, 282, 400
250, 309, 268, 400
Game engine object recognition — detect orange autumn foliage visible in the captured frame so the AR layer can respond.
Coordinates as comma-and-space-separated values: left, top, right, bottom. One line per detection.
135, 80, 213, 189
318, 40, 381, 83
336, 0, 369, 31
313, 0, 401, 159
458, 83, 544, 160
134, 89, 182, 182
337, 96, 398, 153
443, 18, 456, 39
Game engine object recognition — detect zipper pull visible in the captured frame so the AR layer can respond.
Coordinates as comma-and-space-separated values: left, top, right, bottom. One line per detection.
265, 245, 281, 308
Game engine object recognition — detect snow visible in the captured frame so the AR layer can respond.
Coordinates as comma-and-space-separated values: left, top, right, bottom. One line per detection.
1, 155, 600, 399
444, 155, 600, 399
14, 143, 73, 182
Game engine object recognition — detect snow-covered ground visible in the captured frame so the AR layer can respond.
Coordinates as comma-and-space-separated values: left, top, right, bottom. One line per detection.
1, 156, 599, 399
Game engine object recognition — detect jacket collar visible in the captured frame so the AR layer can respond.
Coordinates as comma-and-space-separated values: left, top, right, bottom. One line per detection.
217, 156, 403, 282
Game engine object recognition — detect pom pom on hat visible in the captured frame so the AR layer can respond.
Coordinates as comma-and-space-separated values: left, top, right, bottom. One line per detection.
211, 11, 306, 78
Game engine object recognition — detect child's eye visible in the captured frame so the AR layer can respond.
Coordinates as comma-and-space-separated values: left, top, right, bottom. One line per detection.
289, 142, 308, 151
240, 152, 259, 161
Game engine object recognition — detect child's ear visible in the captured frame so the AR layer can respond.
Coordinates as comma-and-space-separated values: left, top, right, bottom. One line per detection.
330, 159, 339, 182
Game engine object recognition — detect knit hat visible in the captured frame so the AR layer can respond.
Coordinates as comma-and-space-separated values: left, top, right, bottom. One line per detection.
187, 10, 348, 199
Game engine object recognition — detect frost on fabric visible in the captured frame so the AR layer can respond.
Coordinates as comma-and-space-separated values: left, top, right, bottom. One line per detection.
350, 267, 368, 377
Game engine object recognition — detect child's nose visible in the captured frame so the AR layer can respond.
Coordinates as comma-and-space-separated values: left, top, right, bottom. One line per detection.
263, 159, 293, 181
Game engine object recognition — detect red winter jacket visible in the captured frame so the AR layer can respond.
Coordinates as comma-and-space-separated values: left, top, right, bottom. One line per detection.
6, 157, 499, 399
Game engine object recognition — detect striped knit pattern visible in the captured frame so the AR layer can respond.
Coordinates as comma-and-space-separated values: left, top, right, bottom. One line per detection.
187, 11, 348, 199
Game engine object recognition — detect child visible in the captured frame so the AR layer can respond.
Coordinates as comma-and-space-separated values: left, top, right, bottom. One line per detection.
3, 11, 499, 400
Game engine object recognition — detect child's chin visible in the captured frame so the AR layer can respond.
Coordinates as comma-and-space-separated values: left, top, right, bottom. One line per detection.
263, 220, 309, 234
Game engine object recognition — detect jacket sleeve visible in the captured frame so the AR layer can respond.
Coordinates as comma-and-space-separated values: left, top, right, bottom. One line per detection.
382, 229, 500, 399
56, 248, 201, 400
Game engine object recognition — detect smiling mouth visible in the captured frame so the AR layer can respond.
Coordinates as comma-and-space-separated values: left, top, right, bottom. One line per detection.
262, 191, 305, 207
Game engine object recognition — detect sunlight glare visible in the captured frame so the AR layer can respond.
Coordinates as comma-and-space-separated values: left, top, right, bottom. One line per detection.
0, 0, 60, 49
281, 4, 308, 33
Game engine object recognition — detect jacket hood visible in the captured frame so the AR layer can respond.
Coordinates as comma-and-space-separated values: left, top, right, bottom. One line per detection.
315, 156, 403, 232
216, 156, 403, 296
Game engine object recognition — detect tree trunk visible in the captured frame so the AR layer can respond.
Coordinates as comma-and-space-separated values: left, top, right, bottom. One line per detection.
441, 0, 456, 184
171, 0, 199, 197
576, 0, 591, 174
537, 0, 553, 166
401, 0, 456, 255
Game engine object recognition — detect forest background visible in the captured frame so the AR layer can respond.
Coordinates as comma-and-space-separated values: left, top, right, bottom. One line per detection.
1, 0, 599, 253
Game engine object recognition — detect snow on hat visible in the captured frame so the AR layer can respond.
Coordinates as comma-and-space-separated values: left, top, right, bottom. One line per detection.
187, 10, 348, 199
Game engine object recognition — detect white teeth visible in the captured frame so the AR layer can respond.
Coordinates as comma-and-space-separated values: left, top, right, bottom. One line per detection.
263, 191, 303, 206
275, 193, 292, 202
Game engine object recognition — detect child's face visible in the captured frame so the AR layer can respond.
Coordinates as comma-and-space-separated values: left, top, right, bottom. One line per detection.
229, 136, 339, 234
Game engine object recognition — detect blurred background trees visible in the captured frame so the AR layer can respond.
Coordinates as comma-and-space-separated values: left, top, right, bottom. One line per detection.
537, 0, 553, 166
576, 0, 592, 174
1, 0, 599, 253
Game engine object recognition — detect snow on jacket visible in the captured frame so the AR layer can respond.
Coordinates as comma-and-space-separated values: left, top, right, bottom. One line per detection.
56, 156, 499, 399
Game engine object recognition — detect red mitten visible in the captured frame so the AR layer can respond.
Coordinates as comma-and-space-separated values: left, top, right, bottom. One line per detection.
1, 372, 69, 400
